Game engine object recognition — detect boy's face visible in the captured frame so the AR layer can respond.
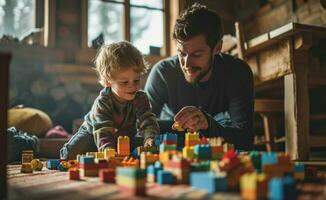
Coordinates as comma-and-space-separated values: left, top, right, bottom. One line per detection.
107, 67, 141, 102
176, 34, 222, 84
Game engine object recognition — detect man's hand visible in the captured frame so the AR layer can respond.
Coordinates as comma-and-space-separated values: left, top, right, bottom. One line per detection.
144, 138, 155, 147
172, 106, 209, 132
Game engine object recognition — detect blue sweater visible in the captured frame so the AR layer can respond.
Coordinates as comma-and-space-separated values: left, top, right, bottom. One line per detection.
144, 53, 254, 150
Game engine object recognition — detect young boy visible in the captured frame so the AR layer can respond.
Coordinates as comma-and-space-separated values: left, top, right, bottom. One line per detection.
60, 41, 159, 159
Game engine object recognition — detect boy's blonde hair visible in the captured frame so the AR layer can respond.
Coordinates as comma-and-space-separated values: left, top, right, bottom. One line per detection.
94, 41, 148, 87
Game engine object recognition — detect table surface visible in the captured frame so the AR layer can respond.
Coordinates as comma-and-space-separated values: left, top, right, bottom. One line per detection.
7, 163, 326, 200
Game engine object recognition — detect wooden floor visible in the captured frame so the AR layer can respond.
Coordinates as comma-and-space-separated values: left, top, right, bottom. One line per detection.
7, 164, 326, 200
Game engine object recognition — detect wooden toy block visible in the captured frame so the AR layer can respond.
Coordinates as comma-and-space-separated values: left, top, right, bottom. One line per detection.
117, 136, 130, 156
263, 163, 294, 178
121, 157, 139, 167
256, 174, 268, 199
219, 150, 240, 172
157, 170, 173, 185
104, 148, 116, 158
194, 144, 211, 159
95, 158, 108, 169
99, 169, 115, 183
222, 143, 234, 152
116, 167, 146, 196
249, 151, 261, 172
21, 150, 33, 164
31, 159, 43, 171
190, 171, 227, 193
277, 153, 290, 164
95, 152, 104, 159
240, 172, 257, 200
21, 163, 33, 173
182, 146, 194, 159
268, 177, 283, 200
69, 168, 80, 180
47, 159, 60, 170
140, 152, 159, 169
159, 143, 177, 153
211, 145, 224, 160
261, 152, 277, 166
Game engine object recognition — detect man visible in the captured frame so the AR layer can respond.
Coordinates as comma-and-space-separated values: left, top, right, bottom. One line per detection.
144, 3, 254, 150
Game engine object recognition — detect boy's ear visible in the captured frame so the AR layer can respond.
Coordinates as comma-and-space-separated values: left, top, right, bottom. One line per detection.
105, 80, 112, 87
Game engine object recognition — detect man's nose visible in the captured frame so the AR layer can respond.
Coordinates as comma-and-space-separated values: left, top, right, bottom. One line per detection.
183, 55, 191, 68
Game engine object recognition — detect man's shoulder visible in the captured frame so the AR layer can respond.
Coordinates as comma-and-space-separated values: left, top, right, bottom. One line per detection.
218, 53, 252, 75
152, 56, 179, 71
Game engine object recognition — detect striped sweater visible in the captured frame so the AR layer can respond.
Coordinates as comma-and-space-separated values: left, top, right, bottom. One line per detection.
83, 87, 159, 151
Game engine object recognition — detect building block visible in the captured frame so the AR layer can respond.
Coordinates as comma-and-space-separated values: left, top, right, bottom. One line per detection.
190, 171, 227, 193
261, 152, 277, 166
67, 160, 78, 168
240, 172, 257, 200
21, 150, 33, 164
95, 152, 104, 159
268, 177, 283, 200
140, 152, 159, 169
219, 150, 240, 171
157, 170, 173, 185
58, 161, 69, 171
47, 159, 60, 170
283, 175, 297, 200
121, 156, 139, 167
194, 144, 211, 159
116, 167, 146, 196
185, 132, 199, 147
256, 173, 268, 199
117, 136, 130, 156
104, 148, 116, 158
182, 146, 194, 159
277, 153, 290, 164
99, 169, 115, 183
263, 163, 294, 178
69, 168, 80, 180
137, 146, 157, 156
294, 162, 305, 180
79, 156, 95, 164
249, 151, 261, 172
190, 161, 210, 172
211, 145, 224, 160
159, 143, 177, 153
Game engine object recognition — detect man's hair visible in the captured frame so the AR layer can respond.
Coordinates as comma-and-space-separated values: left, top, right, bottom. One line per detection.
94, 41, 148, 87
173, 3, 223, 49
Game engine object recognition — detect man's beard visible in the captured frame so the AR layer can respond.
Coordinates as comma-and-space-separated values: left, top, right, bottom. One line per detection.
183, 58, 214, 84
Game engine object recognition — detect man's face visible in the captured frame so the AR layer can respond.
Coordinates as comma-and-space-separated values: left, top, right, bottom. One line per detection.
176, 35, 219, 84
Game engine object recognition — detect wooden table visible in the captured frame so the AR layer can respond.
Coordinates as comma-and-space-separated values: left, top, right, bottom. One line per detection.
7, 164, 241, 200
7, 163, 326, 200
246, 23, 326, 161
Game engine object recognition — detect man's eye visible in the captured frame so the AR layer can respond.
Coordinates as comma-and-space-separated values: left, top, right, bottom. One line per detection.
193, 53, 202, 57
179, 52, 187, 57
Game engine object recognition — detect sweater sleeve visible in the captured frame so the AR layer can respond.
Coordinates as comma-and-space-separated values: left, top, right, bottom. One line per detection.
203, 59, 254, 150
144, 62, 169, 116
90, 96, 116, 151
134, 92, 160, 141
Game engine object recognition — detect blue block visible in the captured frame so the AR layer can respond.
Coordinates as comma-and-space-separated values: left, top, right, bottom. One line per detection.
80, 156, 95, 164
157, 170, 173, 184
262, 152, 277, 165
194, 145, 211, 159
283, 175, 297, 199
268, 177, 283, 200
294, 162, 304, 172
163, 133, 177, 141
190, 171, 227, 193
147, 165, 155, 175
154, 161, 162, 168
47, 159, 60, 170
117, 167, 146, 178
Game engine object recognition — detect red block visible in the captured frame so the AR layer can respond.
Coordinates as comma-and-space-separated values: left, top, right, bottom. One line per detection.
69, 168, 80, 180
99, 169, 115, 183
162, 140, 177, 145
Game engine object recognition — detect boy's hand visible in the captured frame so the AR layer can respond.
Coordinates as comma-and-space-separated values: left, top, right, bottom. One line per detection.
144, 138, 155, 147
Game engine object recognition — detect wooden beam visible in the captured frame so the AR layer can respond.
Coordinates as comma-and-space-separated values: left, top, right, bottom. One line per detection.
0, 52, 11, 199
254, 99, 283, 112
44, 0, 56, 47
81, 0, 88, 48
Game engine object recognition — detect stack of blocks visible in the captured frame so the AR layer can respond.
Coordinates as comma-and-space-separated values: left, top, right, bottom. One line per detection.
79, 156, 98, 177
147, 161, 163, 183
116, 167, 146, 196
140, 152, 159, 169
166, 155, 190, 184
47, 159, 60, 170
21, 150, 34, 173
159, 133, 177, 153
262, 152, 294, 178
185, 132, 199, 147
117, 136, 130, 156
194, 144, 211, 160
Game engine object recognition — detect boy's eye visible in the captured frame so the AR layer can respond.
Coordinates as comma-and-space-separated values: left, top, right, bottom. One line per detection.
119, 81, 129, 85
134, 79, 140, 83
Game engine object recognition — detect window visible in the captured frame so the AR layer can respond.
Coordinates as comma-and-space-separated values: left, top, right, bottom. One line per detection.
0, 0, 36, 40
88, 0, 166, 55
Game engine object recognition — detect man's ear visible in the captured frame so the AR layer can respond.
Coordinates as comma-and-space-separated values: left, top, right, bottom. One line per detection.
212, 40, 223, 55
